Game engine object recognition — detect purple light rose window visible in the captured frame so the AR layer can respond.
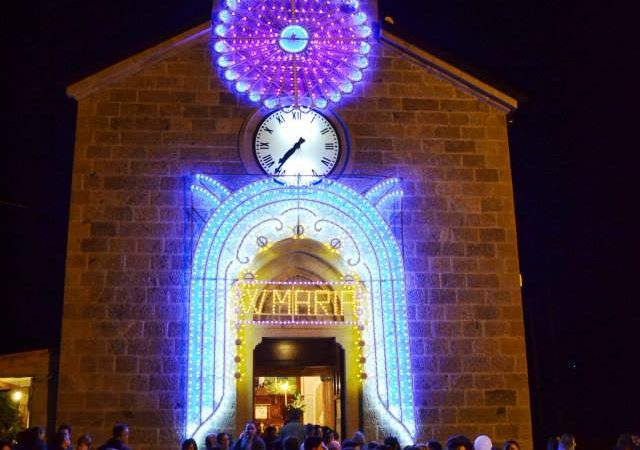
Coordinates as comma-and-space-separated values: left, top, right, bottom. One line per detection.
213, 0, 372, 109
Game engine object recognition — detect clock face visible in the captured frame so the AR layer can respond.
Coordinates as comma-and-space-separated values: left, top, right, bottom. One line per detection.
254, 108, 341, 185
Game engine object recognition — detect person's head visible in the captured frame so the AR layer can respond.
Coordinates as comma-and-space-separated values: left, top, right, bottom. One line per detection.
182, 438, 198, 450
265, 427, 277, 438
305, 437, 324, 450
352, 432, 366, 447
31, 426, 46, 441
427, 441, 442, 450
287, 409, 302, 423
446, 435, 472, 450
77, 433, 93, 450
558, 434, 575, 450
473, 436, 492, 450
244, 421, 258, 438
0, 439, 12, 450
314, 426, 324, 439
58, 425, 72, 438
328, 441, 341, 450
502, 441, 519, 450
218, 432, 232, 450
205, 434, 217, 450
50, 431, 71, 449
304, 424, 316, 438
384, 437, 400, 450
283, 436, 300, 450
113, 424, 130, 443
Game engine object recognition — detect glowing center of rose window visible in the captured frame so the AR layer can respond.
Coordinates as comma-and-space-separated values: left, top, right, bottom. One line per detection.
279, 25, 309, 53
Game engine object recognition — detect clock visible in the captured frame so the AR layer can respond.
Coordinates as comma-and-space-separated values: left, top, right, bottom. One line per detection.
253, 108, 342, 185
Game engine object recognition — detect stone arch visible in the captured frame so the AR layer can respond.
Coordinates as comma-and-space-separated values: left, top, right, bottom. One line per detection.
187, 176, 415, 443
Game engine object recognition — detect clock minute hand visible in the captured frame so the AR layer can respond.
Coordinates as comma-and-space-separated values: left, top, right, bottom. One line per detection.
274, 137, 305, 174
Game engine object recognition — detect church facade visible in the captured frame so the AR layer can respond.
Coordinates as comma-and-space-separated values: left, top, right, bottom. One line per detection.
60, 1, 532, 448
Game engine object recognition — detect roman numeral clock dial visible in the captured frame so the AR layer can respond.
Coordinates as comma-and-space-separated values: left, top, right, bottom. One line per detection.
254, 108, 343, 185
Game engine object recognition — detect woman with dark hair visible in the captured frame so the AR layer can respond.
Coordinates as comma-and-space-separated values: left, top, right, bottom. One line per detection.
502, 441, 519, 450
233, 422, 265, 450
182, 439, 198, 450
215, 433, 233, 450
49, 431, 72, 450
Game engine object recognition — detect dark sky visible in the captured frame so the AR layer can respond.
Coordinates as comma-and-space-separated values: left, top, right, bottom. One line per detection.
2, 1, 638, 449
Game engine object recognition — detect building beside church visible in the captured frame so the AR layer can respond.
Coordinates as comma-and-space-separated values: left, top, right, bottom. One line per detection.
59, 0, 532, 448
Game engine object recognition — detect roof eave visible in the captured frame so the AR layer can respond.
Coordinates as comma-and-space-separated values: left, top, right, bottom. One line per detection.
380, 30, 518, 113
66, 22, 211, 100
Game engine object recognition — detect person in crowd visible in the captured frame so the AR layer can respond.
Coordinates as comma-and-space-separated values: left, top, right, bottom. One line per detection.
446, 435, 472, 450
182, 439, 198, 450
501, 441, 519, 450
473, 436, 492, 450
76, 434, 92, 450
233, 422, 265, 450
58, 426, 73, 450
215, 433, 232, 450
341, 439, 357, 450
617, 434, 635, 450
280, 411, 305, 445
263, 427, 277, 450
0, 439, 12, 450
546, 437, 558, 450
97, 424, 131, 450
426, 441, 442, 450
557, 434, 575, 450
49, 431, 71, 450
304, 438, 323, 450
205, 435, 217, 450
351, 433, 365, 450
327, 441, 340, 450
23, 426, 47, 450
383, 437, 400, 450
283, 436, 299, 450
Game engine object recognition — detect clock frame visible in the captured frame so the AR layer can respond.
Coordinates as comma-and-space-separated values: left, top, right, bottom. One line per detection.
239, 107, 351, 183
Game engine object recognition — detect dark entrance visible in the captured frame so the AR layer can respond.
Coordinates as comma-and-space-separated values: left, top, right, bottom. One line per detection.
253, 338, 345, 436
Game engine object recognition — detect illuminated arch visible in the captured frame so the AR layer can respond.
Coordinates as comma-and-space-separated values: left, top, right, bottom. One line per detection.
187, 176, 415, 443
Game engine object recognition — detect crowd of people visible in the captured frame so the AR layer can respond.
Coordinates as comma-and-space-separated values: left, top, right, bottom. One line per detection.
0, 423, 129, 450
1, 417, 639, 450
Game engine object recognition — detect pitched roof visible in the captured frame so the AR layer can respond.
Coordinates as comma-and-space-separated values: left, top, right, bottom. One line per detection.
67, 22, 517, 112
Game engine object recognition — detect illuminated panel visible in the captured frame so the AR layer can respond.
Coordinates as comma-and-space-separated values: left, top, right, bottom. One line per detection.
212, 0, 372, 108
187, 177, 415, 443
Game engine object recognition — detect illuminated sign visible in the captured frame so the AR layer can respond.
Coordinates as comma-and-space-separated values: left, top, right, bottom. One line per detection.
235, 280, 361, 323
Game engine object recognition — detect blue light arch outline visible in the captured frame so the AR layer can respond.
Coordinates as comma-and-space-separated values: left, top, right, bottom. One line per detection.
187, 176, 416, 443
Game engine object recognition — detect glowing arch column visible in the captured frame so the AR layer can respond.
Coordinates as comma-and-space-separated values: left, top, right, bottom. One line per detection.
187, 177, 416, 443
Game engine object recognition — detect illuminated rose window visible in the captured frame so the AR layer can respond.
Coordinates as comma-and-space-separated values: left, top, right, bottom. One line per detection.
213, 0, 372, 109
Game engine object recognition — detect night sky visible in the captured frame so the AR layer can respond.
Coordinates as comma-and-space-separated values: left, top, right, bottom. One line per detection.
2, 1, 638, 449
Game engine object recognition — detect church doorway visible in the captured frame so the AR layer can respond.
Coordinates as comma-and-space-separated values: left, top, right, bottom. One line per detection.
252, 338, 346, 435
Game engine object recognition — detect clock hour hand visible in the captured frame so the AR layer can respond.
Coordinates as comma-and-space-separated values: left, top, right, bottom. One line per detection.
274, 137, 305, 174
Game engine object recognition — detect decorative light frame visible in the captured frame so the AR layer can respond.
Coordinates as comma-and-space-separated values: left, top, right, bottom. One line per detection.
212, 0, 373, 108
187, 176, 415, 443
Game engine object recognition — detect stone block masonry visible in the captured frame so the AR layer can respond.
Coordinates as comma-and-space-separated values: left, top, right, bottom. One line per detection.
61, 26, 531, 450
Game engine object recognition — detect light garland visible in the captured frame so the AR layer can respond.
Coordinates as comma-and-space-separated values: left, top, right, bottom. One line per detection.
187, 177, 415, 442
212, 0, 372, 108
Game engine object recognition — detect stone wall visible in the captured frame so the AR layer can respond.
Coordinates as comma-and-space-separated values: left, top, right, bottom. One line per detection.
60, 28, 532, 450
